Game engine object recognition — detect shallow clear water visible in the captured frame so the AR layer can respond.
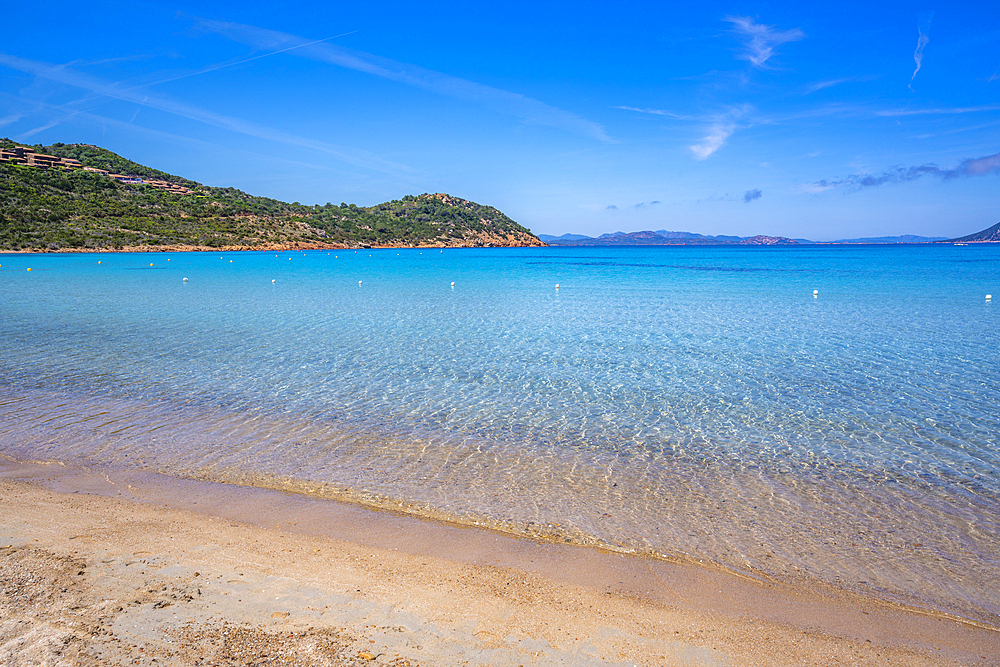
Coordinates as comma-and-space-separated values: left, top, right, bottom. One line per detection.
1, 245, 998, 623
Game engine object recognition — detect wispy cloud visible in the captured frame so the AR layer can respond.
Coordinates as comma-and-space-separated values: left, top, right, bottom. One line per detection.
806, 78, 851, 93
607, 204, 619, 210
743, 188, 762, 203
618, 104, 755, 160
689, 105, 754, 160
912, 120, 1000, 139
909, 30, 930, 91
614, 106, 695, 120
0, 52, 408, 175
0, 112, 24, 129
909, 14, 933, 91
1, 90, 356, 178
725, 16, 805, 68
690, 123, 736, 160
199, 19, 610, 142
804, 75, 877, 94
806, 152, 1000, 192
669, 70, 721, 81
150, 30, 358, 89
876, 104, 1000, 116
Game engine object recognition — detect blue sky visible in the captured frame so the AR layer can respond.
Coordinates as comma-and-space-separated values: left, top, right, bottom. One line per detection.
2, 1, 997, 240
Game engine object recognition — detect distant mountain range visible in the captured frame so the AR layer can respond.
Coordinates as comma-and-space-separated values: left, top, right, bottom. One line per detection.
535, 230, 979, 246
831, 234, 951, 244
537, 231, 799, 245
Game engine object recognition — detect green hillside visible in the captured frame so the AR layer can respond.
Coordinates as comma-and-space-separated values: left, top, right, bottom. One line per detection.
0, 140, 542, 251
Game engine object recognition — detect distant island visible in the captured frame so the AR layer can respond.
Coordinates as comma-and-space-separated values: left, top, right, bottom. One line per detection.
0, 139, 544, 252
540, 231, 802, 246
535, 230, 999, 246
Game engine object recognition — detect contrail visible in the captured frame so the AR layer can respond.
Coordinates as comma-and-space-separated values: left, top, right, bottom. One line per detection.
154, 30, 358, 86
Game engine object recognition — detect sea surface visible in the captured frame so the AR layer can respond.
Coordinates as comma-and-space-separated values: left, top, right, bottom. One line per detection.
1, 245, 998, 624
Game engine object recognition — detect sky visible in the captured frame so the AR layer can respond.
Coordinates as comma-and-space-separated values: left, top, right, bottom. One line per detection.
1, 1, 998, 241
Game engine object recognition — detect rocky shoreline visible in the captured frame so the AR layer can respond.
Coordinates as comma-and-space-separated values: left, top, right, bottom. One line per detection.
2, 235, 547, 254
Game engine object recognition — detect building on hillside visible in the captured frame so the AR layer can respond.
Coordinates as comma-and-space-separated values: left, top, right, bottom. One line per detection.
27, 153, 61, 168
1, 144, 193, 194
143, 178, 193, 195
1, 146, 84, 169
108, 174, 144, 184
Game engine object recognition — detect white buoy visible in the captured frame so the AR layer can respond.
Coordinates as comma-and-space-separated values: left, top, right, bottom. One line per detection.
988, 294, 993, 300
451, 281, 455, 287
272, 279, 276, 283
555, 284, 560, 289
358, 280, 363, 285
813, 289, 819, 298
182, 277, 188, 282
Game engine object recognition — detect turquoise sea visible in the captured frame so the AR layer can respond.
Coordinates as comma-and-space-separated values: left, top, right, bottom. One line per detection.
1, 245, 998, 624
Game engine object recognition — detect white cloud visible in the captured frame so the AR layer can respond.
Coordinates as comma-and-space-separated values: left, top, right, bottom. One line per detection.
725, 16, 805, 68
688, 105, 754, 160
690, 123, 736, 160
909, 29, 930, 90
618, 103, 756, 160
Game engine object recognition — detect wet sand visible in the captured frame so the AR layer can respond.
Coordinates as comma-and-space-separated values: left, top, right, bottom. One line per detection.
1, 460, 997, 667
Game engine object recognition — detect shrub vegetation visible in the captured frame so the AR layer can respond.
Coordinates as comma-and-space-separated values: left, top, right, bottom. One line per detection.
0, 140, 538, 250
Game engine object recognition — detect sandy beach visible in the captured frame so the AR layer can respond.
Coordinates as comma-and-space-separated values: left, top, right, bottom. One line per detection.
1, 460, 997, 667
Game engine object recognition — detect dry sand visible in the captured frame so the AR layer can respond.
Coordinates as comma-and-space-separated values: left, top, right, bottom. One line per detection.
1, 460, 997, 667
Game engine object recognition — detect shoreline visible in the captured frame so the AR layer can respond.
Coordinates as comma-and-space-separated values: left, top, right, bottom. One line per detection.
2, 459, 997, 666
0, 240, 548, 254
3, 241, 996, 255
